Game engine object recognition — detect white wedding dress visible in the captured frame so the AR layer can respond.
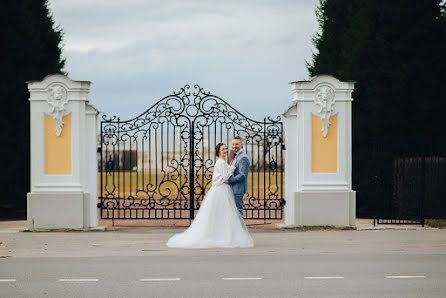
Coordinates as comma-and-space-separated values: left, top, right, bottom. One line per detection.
166, 158, 254, 248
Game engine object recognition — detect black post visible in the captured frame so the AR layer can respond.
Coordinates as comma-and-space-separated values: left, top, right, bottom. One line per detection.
189, 121, 195, 219
263, 119, 266, 222
420, 140, 426, 227
100, 121, 103, 214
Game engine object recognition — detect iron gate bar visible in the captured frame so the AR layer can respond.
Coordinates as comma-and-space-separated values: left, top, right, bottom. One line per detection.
189, 120, 194, 219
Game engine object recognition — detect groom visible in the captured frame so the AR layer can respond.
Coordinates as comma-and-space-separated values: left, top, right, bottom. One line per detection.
227, 136, 249, 219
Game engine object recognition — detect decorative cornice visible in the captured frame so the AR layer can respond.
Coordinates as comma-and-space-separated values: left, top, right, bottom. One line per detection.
46, 83, 69, 136
314, 84, 335, 137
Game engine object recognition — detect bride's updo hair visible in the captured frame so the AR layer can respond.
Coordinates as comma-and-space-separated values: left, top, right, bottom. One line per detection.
215, 142, 225, 157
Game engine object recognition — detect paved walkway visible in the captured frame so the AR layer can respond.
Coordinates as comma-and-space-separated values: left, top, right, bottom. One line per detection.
0, 219, 444, 258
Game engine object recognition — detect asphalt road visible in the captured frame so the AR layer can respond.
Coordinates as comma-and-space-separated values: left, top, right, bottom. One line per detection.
1, 228, 445, 297
1, 254, 445, 297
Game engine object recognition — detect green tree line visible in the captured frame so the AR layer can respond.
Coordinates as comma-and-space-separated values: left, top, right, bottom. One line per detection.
1, 0, 65, 218
307, 0, 446, 216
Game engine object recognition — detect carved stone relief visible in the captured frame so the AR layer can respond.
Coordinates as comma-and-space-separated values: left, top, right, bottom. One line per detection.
314, 85, 335, 137
46, 84, 69, 136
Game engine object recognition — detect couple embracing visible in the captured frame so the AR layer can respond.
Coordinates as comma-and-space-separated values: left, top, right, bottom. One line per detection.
166, 136, 254, 248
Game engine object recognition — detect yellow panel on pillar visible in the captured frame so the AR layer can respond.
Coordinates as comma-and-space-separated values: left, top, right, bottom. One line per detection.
312, 114, 337, 173
44, 114, 72, 175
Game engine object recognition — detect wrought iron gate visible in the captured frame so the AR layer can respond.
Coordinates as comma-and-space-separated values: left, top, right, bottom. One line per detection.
99, 85, 284, 221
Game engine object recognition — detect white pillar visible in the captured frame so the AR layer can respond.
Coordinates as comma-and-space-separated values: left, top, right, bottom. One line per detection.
284, 75, 356, 226
26, 74, 99, 229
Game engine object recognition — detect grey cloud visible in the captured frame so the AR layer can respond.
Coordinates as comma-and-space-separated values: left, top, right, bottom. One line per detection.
49, 0, 319, 121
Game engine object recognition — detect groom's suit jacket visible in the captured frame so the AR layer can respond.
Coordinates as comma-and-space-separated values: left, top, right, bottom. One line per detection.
228, 149, 249, 195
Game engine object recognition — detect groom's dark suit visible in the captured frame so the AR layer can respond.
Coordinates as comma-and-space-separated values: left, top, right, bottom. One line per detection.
228, 148, 249, 218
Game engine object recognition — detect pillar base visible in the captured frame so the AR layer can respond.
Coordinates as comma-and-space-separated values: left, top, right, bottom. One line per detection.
27, 191, 97, 229
285, 191, 356, 226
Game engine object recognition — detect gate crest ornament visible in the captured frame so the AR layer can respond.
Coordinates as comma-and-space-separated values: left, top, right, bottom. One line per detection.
46, 84, 69, 136
314, 85, 335, 137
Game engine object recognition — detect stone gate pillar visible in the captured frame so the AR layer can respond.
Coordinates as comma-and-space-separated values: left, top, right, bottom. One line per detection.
283, 75, 356, 226
26, 74, 99, 229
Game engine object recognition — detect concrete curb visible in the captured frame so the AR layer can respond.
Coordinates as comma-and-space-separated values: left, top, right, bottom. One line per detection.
274, 223, 439, 231
22, 226, 108, 233
356, 226, 438, 230
274, 223, 357, 231
0, 220, 440, 233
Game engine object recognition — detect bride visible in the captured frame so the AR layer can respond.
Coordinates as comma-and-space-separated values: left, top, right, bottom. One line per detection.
166, 142, 254, 248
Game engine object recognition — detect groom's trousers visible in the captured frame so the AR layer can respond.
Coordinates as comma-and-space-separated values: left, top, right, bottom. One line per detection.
234, 193, 244, 219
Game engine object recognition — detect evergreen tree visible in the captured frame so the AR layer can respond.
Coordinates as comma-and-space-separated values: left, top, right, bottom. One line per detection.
307, 0, 446, 216
0, 0, 65, 218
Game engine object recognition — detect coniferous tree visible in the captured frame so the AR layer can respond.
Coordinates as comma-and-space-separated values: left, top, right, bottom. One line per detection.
0, 0, 65, 218
307, 0, 446, 216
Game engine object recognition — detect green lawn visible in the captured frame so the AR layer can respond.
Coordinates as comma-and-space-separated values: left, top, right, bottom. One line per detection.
98, 171, 283, 200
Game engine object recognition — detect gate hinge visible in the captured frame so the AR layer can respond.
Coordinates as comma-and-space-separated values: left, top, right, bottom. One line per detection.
97, 147, 102, 153
282, 198, 286, 206
281, 143, 286, 150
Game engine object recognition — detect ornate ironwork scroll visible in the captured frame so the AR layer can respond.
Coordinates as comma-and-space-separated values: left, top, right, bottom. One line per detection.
99, 84, 284, 221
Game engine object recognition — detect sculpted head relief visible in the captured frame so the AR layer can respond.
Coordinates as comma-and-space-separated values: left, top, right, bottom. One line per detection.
314, 85, 335, 137
47, 84, 68, 136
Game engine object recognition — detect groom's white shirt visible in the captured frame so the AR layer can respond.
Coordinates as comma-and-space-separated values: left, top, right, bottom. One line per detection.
234, 148, 244, 157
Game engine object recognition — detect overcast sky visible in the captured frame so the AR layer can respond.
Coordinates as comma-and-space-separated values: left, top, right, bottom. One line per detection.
48, 0, 319, 121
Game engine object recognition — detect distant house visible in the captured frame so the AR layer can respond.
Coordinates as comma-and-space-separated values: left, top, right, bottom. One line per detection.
97, 129, 282, 173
